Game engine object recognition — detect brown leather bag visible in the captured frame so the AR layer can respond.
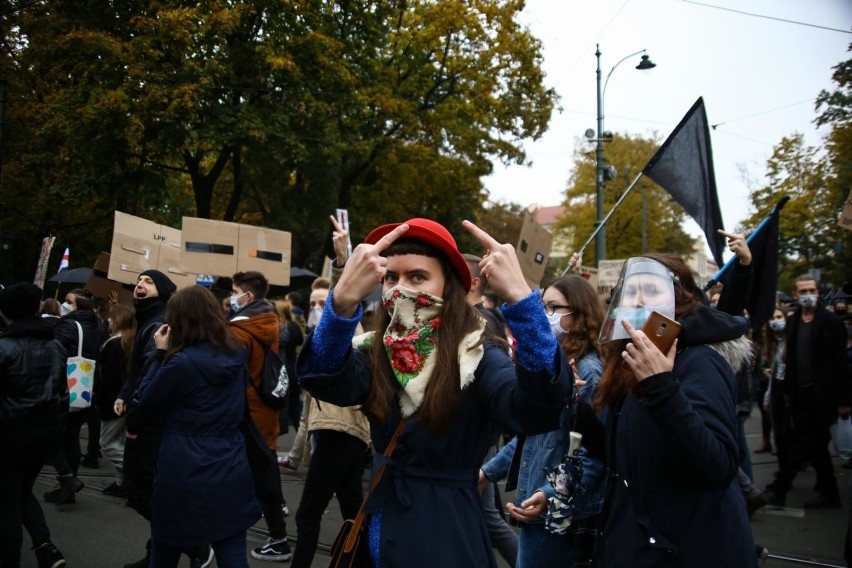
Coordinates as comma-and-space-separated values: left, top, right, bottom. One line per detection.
329, 419, 407, 568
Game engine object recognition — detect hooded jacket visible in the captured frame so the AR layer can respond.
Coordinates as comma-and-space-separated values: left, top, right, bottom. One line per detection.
581, 305, 755, 567
229, 299, 281, 449
136, 342, 260, 546
54, 308, 106, 362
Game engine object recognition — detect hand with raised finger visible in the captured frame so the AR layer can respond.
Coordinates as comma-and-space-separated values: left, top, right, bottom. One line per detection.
329, 214, 351, 267
462, 220, 531, 304
717, 229, 751, 266
333, 223, 410, 316
620, 319, 676, 381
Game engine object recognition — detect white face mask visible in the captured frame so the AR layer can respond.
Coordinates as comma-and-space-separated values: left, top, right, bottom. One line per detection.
769, 319, 785, 332
229, 292, 247, 313
797, 294, 818, 308
307, 306, 323, 329
545, 312, 568, 338
60, 302, 74, 317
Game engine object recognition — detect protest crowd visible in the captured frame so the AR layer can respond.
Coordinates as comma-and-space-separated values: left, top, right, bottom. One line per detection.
1, 210, 850, 568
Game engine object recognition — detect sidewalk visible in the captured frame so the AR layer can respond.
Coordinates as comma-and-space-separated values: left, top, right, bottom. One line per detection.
19, 413, 849, 567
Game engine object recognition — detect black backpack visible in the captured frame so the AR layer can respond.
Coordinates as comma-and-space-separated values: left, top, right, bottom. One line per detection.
252, 346, 289, 410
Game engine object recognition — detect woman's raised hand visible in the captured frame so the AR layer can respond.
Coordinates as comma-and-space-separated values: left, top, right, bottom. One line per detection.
462, 220, 531, 304
620, 320, 676, 381
332, 223, 410, 317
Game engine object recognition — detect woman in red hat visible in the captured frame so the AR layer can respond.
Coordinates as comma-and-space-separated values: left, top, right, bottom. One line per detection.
297, 218, 573, 567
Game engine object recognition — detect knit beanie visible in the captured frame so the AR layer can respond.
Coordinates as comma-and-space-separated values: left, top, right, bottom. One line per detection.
139, 270, 177, 301
0, 282, 43, 320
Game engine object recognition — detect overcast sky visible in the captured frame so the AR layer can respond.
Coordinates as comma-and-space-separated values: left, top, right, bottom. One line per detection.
484, 0, 852, 261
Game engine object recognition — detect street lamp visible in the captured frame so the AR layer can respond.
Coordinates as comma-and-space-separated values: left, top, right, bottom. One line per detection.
594, 44, 656, 266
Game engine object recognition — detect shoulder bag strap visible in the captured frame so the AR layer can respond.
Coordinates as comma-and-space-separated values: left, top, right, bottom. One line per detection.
73, 320, 84, 358
342, 418, 407, 552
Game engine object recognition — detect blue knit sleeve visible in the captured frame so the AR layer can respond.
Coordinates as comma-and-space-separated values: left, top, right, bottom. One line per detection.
307, 289, 363, 375
501, 289, 557, 373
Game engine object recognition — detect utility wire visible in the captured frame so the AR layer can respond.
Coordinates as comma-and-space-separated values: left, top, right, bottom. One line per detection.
710, 99, 815, 129
679, 0, 852, 35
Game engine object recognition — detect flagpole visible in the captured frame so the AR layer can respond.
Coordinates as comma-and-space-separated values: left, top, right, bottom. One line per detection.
562, 171, 645, 276
703, 195, 790, 291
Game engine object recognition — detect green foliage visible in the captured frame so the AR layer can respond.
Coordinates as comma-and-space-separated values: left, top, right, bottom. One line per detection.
0, 0, 557, 282
554, 133, 698, 265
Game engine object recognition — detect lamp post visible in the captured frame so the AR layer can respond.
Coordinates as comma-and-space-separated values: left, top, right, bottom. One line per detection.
594, 44, 655, 266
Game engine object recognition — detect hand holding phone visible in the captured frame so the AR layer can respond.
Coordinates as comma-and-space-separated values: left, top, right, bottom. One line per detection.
641, 311, 682, 354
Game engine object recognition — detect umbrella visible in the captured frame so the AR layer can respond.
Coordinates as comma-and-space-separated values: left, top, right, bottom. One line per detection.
287, 266, 319, 290
544, 431, 585, 535
49, 267, 92, 284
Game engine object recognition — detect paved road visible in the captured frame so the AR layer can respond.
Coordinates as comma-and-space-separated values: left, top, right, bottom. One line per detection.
17, 414, 849, 567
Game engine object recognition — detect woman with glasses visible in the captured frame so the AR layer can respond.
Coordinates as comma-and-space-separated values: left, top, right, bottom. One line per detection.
480, 274, 607, 567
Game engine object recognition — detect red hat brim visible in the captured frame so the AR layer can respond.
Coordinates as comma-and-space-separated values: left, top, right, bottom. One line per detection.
365, 218, 472, 292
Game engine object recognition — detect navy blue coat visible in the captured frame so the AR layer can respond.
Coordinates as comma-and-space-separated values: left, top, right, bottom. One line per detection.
299, 340, 572, 568
587, 342, 755, 567
137, 343, 260, 547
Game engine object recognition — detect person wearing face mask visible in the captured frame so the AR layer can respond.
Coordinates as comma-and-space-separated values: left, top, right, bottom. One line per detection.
481, 274, 607, 567
762, 307, 792, 480
297, 217, 573, 567
227, 270, 293, 563
306, 278, 331, 333
765, 274, 851, 509
43, 288, 106, 506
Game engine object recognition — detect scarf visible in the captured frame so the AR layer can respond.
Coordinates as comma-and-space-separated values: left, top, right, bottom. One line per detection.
352, 285, 486, 417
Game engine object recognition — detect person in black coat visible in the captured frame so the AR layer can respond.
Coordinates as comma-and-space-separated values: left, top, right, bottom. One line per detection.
576, 253, 755, 567
43, 287, 107, 505
0, 283, 68, 568
766, 274, 850, 508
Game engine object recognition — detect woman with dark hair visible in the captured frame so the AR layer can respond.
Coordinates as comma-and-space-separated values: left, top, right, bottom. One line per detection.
481, 274, 608, 567
44, 288, 106, 505
763, 306, 791, 477
298, 218, 573, 567
576, 253, 755, 567
93, 304, 136, 498
135, 286, 260, 567
273, 298, 304, 434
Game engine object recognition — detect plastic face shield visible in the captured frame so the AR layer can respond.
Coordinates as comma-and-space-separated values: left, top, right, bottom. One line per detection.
599, 257, 676, 343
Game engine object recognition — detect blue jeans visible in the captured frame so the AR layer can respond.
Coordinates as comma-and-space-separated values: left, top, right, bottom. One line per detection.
149, 531, 247, 568
517, 522, 580, 568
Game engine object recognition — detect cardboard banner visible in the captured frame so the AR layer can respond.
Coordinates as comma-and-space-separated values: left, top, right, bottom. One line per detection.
87, 252, 134, 303
238, 224, 292, 286
597, 259, 627, 288
181, 216, 292, 286
108, 212, 199, 288
839, 188, 852, 232
516, 210, 553, 289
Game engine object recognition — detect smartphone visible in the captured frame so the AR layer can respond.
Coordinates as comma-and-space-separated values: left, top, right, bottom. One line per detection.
641, 311, 682, 353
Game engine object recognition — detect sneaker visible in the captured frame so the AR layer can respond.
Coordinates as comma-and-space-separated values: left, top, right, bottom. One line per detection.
81, 454, 100, 468
755, 544, 769, 566
54, 475, 84, 506
102, 482, 127, 498
251, 537, 292, 561
277, 456, 297, 471
764, 486, 785, 507
43, 486, 61, 503
33, 541, 66, 568
188, 544, 214, 568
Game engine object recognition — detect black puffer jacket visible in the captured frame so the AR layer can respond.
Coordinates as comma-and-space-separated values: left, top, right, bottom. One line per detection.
54, 308, 106, 362
0, 316, 68, 450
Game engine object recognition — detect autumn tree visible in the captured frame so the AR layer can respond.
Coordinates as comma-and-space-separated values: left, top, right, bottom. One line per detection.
0, 0, 557, 280
554, 133, 697, 265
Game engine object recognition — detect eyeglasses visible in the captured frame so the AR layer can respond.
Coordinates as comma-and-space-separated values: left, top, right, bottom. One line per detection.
543, 303, 575, 316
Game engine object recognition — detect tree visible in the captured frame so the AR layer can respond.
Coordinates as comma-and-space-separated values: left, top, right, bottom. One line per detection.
0, 0, 558, 281
553, 133, 698, 265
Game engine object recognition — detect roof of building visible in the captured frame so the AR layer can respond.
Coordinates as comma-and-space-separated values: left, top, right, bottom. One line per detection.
535, 205, 565, 226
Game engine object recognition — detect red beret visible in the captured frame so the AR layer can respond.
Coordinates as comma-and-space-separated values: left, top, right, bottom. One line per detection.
365, 218, 472, 292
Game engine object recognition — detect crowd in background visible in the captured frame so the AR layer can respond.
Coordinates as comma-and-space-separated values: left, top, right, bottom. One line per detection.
0, 215, 850, 568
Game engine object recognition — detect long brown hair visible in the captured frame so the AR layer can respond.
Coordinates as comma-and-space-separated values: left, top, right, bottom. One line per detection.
545, 274, 605, 362
108, 304, 136, 356
164, 286, 239, 363
364, 238, 482, 435
594, 253, 700, 410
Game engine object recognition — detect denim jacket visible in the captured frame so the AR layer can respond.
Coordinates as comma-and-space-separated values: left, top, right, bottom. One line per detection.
482, 351, 607, 521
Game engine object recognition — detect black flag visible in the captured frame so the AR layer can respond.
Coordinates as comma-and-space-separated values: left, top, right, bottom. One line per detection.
643, 97, 726, 266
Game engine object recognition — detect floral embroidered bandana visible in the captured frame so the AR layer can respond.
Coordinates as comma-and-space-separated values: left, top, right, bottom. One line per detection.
350, 285, 486, 417
382, 286, 443, 389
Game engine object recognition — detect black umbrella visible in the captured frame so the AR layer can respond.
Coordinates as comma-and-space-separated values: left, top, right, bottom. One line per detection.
49, 267, 92, 284
288, 266, 319, 290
